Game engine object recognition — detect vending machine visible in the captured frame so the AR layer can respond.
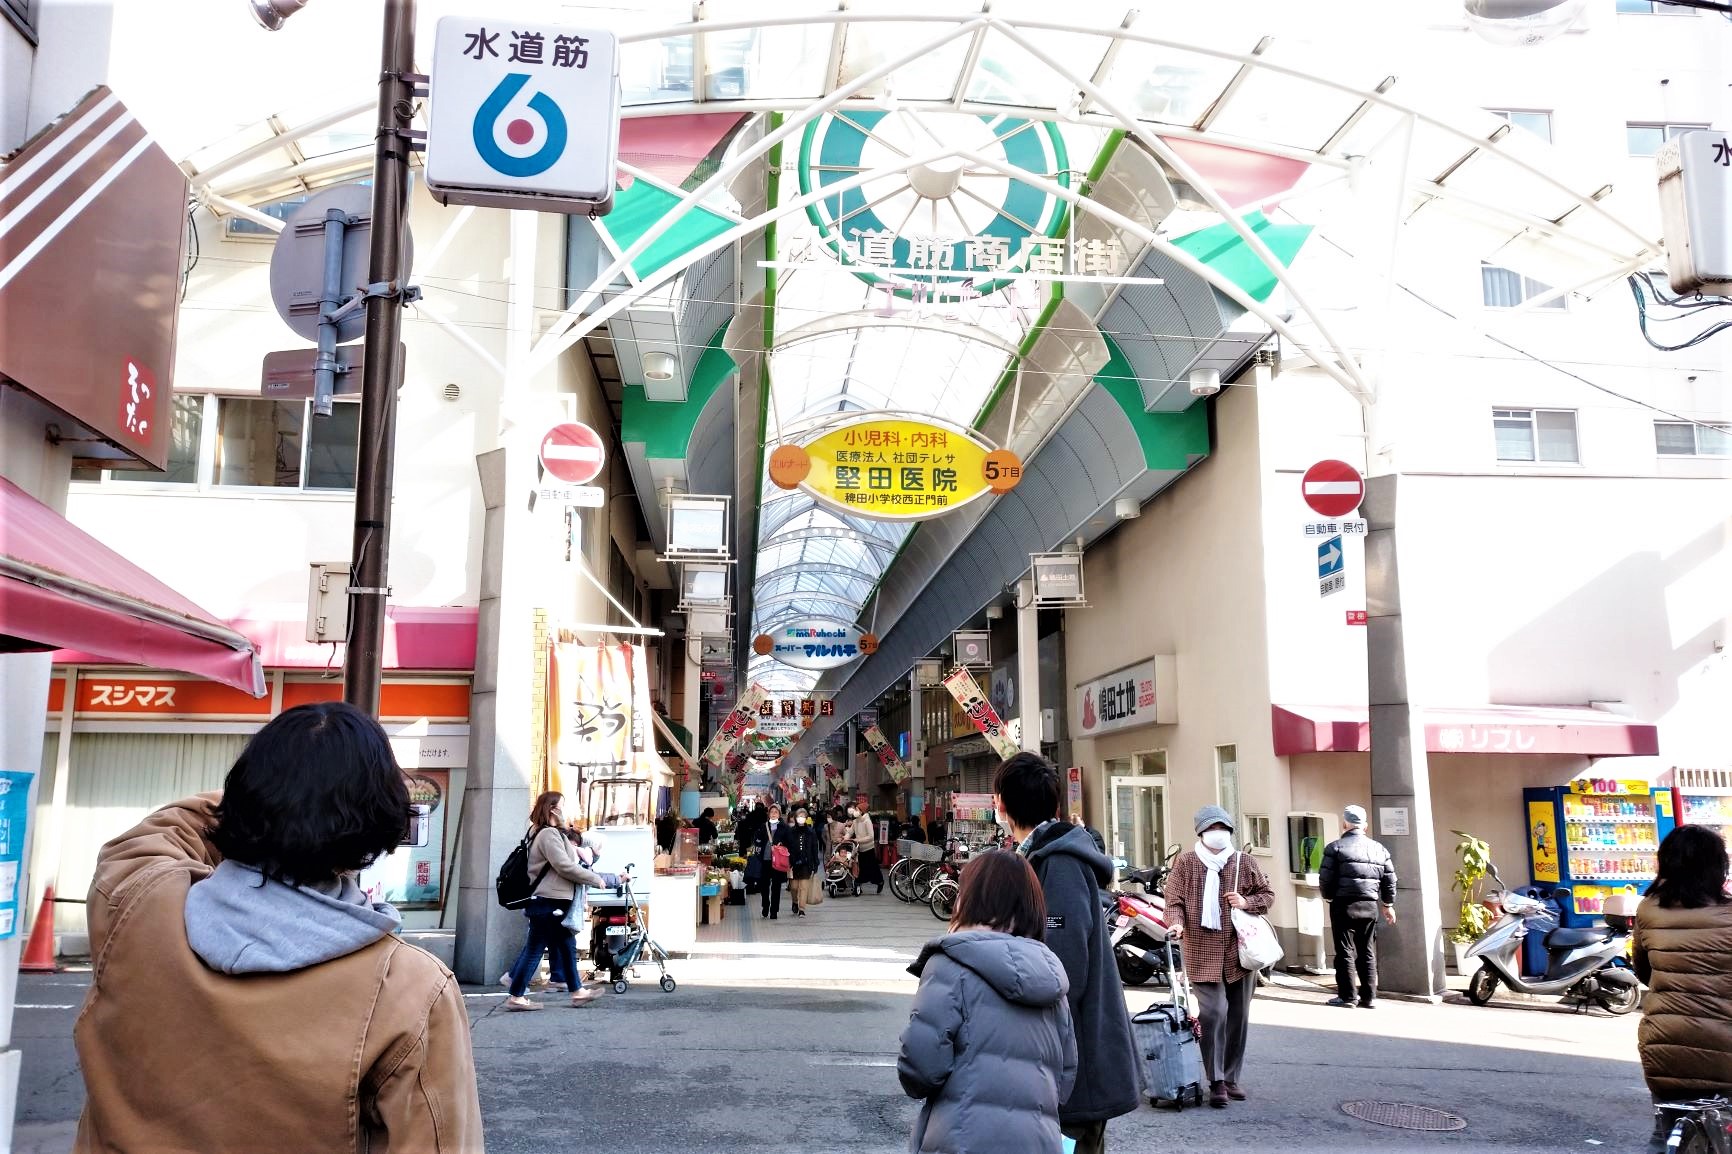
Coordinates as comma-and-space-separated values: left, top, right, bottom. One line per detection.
1672, 768, 1732, 848
1523, 778, 1676, 926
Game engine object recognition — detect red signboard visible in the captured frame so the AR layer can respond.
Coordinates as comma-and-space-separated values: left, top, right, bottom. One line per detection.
1301, 460, 1364, 517
1346, 610, 1368, 626
539, 422, 606, 484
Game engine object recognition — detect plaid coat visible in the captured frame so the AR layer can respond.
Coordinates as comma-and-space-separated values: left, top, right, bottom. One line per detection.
1164, 850, 1275, 985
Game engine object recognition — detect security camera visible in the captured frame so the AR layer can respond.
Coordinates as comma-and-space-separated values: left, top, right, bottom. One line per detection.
1463, 0, 1588, 47
1188, 368, 1221, 398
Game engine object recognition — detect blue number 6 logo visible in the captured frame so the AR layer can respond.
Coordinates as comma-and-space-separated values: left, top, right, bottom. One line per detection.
473, 73, 567, 177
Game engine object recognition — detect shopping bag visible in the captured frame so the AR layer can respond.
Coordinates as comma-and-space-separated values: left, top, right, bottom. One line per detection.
807, 875, 825, 906
1231, 855, 1284, 970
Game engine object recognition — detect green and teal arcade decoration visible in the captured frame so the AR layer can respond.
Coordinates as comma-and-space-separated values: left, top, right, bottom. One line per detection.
798, 111, 1071, 302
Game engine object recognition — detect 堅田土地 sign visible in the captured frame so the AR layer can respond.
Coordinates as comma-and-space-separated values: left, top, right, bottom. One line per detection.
769, 414, 1020, 522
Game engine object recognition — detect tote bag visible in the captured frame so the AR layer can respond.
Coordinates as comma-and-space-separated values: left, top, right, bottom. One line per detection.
1231, 855, 1285, 971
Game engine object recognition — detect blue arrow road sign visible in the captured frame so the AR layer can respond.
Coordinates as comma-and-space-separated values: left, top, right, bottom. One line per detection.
1317, 535, 1344, 579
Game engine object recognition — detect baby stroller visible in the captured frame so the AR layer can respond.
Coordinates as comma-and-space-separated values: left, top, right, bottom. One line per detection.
587, 867, 676, 994
824, 842, 859, 898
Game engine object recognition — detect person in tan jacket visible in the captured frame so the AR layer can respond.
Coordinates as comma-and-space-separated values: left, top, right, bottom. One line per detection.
74, 700, 483, 1153
1634, 824, 1732, 1146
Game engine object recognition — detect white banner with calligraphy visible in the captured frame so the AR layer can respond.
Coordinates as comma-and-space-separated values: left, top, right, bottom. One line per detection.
862, 724, 910, 784
703, 683, 769, 767
942, 666, 1020, 760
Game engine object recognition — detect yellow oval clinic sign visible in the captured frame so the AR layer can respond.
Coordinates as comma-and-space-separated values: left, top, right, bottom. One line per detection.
795, 416, 1019, 521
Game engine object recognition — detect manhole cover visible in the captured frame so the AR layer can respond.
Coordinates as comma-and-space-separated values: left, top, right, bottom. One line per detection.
1342, 1101, 1467, 1131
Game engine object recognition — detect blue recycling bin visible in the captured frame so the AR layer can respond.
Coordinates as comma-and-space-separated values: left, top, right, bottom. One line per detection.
1513, 885, 1565, 977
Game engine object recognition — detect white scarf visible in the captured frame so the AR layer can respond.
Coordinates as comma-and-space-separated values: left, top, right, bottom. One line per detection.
1195, 841, 1235, 931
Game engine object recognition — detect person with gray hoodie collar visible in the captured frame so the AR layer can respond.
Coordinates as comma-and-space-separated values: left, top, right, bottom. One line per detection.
899, 850, 1077, 1154
994, 753, 1140, 1154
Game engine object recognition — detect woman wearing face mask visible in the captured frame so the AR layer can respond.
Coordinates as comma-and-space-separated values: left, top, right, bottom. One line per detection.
752, 805, 790, 919
850, 805, 885, 895
1163, 806, 1274, 1108
780, 807, 823, 918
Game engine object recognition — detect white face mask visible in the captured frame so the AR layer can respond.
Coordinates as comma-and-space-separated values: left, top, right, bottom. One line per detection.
797, 815, 808, 825
1201, 830, 1234, 852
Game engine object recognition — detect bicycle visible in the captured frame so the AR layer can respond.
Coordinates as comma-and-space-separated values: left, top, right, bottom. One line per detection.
1659, 1098, 1732, 1154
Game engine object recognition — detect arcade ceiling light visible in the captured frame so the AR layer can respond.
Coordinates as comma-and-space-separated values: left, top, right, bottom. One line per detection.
249, 0, 310, 31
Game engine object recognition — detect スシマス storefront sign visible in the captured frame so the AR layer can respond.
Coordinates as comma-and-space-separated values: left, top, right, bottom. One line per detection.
768, 414, 1021, 523
1073, 658, 1176, 738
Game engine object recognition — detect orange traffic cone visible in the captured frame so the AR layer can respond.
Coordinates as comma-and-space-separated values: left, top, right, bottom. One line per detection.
18, 886, 57, 973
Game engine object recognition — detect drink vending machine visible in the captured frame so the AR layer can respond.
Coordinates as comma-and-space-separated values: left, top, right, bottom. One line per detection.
1671, 768, 1732, 849
1523, 778, 1677, 927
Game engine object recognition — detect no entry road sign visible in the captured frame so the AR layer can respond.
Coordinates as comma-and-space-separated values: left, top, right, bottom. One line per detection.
539, 422, 605, 484
1302, 460, 1364, 518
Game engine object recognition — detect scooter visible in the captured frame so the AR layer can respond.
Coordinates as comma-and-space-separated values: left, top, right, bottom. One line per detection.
1462, 864, 1640, 1015
1109, 864, 1181, 987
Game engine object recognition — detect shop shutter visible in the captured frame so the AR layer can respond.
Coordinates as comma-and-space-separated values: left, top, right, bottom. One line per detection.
52, 733, 249, 941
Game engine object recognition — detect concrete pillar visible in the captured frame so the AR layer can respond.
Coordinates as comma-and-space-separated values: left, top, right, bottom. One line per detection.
453, 447, 541, 984
1017, 581, 1041, 753
1364, 474, 1447, 998
683, 644, 703, 790
909, 668, 923, 812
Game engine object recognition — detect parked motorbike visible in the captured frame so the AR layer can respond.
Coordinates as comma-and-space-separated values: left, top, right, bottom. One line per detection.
1462, 864, 1640, 1014
1657, 1097, 1732, 1154
1108, 858, 1181, 987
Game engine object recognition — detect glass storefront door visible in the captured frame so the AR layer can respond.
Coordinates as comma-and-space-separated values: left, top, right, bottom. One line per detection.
1109, 775, 1169, 879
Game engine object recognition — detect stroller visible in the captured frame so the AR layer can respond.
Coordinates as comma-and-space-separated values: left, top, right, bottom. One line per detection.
824, 841, 859, 898
587, 867, 676, 994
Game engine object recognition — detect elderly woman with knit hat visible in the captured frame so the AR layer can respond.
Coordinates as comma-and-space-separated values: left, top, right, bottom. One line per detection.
1164, 805, 1275, 1108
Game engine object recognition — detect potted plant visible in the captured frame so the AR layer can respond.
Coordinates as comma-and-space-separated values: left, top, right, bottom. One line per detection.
1450, 830, 1494, 973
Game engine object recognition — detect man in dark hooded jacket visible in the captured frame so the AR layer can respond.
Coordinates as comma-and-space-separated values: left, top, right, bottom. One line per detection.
995, 753, 1140, 1153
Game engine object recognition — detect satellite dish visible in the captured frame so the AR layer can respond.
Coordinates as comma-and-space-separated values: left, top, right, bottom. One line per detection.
1463, 0, 1589, 46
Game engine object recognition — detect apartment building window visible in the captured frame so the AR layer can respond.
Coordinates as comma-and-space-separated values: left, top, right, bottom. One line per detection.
1627, 123, 1709, 157
2, 0, 36, 39
1494, 408, 1579, 463
73, 395, 360, 490
1482, 262, 1564, 310
1488, 109, 1552, 143
1655, 421, 1731, 457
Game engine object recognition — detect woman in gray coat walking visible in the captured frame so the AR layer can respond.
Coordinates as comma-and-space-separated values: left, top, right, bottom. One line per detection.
899, 851, 1078, 1154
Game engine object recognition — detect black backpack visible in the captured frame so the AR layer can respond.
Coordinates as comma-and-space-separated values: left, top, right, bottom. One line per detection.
496, 831, 551, 909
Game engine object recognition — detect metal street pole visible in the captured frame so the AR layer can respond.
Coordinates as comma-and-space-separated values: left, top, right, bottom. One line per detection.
344, 0, 416, 715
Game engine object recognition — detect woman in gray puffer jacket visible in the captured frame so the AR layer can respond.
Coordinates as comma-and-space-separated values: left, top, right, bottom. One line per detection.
899, 851, 1078, 1154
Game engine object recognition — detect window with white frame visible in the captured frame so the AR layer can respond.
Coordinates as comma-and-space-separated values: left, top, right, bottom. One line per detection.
1215, 745, 1242, 837
72, 394, 361, 491
1482, 262, 1565, 310
1494, 408, 1579, 463
1487, 109, 1552, 143
1655, 421, 1731, 457
1627, 123, 1709, 157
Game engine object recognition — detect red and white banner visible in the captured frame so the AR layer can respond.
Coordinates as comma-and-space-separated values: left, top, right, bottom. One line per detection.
942, 666, 1020, 760
704, 683, 769, 767
863, 724, 909, 784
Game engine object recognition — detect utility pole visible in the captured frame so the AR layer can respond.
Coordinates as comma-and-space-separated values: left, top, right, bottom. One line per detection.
344, 0, 417, 715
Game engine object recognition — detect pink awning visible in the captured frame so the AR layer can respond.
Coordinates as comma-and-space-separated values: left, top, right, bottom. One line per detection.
52, 604, 477, 672
1273, 704, 1660, 758
0, 477, 263, 695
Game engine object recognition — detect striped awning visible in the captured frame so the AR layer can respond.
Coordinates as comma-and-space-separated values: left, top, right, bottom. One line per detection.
0, 87, 188, 471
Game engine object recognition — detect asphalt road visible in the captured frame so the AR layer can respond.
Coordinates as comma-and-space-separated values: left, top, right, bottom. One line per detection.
14, 893, 1658, 1153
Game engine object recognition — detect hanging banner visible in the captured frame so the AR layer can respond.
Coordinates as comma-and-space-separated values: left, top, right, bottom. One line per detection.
769, 413, 1021, 523
863, 724, 910, 784
704, 683, 769, 767
553, 643, 652, 784
943, 666, 1020, 760
817, 751, 843, 788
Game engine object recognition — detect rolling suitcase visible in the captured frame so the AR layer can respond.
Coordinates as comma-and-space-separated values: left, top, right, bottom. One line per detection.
1131, 940, 1204, 1109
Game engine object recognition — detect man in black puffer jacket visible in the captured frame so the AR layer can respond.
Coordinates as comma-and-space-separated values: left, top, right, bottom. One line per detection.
1320, 805, 1398, 1008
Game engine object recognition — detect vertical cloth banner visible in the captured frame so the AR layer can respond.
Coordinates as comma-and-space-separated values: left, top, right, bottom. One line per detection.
942, 666, 1021, 760
704, 683, 770, 767
863, 724, 910, 784
551, 642, 653, 796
